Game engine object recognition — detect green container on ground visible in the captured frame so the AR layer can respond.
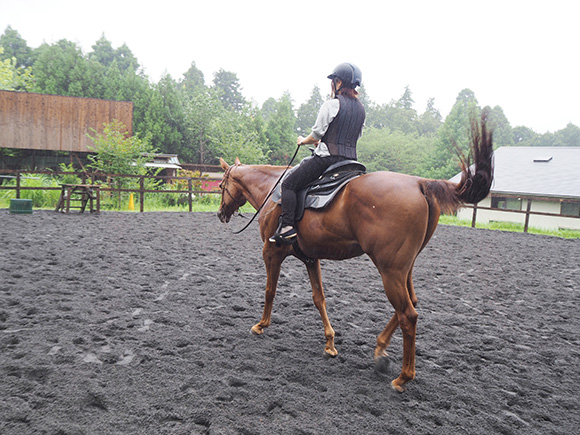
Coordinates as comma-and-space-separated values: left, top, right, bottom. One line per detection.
9, 199, 33, 214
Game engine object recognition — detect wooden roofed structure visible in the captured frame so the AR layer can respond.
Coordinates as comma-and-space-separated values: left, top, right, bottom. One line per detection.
0, 90, 133, 154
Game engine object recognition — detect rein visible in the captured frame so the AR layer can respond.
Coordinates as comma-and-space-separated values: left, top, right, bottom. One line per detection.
229, 144, 301, 234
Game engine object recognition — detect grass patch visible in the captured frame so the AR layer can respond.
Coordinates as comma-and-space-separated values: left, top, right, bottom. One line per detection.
439, 215, 580, 239
0, 192, 254, 214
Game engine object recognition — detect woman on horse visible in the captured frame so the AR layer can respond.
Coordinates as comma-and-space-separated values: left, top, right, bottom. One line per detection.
271, 62, 366, 245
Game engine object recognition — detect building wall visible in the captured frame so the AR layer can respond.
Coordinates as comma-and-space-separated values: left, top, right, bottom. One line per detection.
0, 90, 133, 153
456, 196, 580, 230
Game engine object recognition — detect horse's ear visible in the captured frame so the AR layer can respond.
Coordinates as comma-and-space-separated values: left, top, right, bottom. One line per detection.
219, 157, 229, 171
235, 157, 241, 165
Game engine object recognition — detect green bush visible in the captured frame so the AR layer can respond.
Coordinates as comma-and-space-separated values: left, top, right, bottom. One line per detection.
55, 163, 82, 185
0, 174, 61, 208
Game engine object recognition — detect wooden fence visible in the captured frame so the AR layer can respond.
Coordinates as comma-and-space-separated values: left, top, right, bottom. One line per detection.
0, 168, 223, 213
460, 199, 580, 232
3, 168, 579, 230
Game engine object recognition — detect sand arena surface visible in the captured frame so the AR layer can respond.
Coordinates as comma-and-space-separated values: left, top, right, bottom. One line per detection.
1, 211, 580, 434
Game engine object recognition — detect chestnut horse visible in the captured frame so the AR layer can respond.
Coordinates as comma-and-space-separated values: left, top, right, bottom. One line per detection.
217, 111, 493, 392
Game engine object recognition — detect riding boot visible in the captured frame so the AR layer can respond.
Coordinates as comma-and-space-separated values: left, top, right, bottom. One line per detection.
269, 218, 297, 245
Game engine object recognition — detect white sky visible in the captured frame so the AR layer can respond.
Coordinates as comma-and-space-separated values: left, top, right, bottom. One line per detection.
2, 0, 578, 133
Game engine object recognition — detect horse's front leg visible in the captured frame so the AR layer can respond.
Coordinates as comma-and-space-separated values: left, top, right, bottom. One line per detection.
306, 260, 337, 357
251, 244, 286, 335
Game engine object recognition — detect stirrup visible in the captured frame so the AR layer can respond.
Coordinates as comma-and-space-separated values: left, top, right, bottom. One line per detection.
268, 225, 297, 245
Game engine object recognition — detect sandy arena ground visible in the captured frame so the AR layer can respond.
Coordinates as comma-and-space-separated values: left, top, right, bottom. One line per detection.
1, 211, 579, 434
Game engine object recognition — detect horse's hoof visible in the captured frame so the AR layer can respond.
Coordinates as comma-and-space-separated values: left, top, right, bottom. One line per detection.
251, 325, 264, 335
374, 355, 390, 374
324, 348, 338, 358
391, 380, 405, 393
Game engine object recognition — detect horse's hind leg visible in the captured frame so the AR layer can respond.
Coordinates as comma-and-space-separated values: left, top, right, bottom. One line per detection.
375, 269, 416, 360
306, 260, 337, 357
374, 314, 398, 360
252, 245, 285, 335
379, 270, 419, 392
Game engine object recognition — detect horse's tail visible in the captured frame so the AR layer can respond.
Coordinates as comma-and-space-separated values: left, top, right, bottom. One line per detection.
420, 107, 494, 216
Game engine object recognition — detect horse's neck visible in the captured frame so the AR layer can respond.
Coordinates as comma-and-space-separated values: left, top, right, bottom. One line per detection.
237, 165, 284, 210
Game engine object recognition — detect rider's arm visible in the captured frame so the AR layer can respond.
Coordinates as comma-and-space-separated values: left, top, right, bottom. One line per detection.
297, 134, 319, 146
310, 99, 340, 141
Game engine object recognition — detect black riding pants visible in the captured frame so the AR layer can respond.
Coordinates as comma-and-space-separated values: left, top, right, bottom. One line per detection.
280, 155, 346, 227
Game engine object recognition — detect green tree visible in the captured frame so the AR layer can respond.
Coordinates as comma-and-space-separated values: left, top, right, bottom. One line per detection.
260, 97, 278, 123
180, 61, 205, 99
185, 87, 224, 164
296, 85, 324, 136
87, 120, 154, 175
131, 75, 182, 156
207, 106, 266, 164
0, 26, 33, 68
552, 123, 580, 146
512, 126, 537, 145
32, 39, 105, 97
87, 120, 155, 206
424, 88, 480, 179
386, 86, 419, 134
364, 101, 389, 129
396, 85, 414, 110
102, 60, 124, 100
488, 105, 514, 148
264, 92, 298, 165
524, 123, 580, 147
357, 128, 434, 175
154, 74, 190, 157
0, 47, 33, 91
89, 35, 139, 73
212, 69, 246, 112
357, 84, 373, 109
90, 35, 115, 67
417, 97, 442, 136
114, 43, 139, 73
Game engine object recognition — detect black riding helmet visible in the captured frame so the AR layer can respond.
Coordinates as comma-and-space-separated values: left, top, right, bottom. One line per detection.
327, 62, 362, 88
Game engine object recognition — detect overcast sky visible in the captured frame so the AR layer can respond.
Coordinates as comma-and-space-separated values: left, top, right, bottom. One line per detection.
2, 0, 578, 133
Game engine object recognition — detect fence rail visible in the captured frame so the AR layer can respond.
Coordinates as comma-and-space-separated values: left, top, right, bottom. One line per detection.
463, 198, 580, 232
4, 169, 579, 228
0, 169, 224, 212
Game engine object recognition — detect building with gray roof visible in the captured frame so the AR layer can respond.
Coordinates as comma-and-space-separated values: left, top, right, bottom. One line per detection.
450, 147, 580, 231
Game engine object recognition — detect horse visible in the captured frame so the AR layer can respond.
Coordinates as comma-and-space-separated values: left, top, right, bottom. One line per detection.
217, 110, 493, 392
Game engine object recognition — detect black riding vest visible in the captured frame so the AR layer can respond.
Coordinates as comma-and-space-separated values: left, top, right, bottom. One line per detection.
321, 94, 365, 159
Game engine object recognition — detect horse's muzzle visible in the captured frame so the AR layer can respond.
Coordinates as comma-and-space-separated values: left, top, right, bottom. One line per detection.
217, 208, 230, 223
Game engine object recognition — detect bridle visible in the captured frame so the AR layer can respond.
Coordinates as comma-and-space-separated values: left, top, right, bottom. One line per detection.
219, 165, 246, 214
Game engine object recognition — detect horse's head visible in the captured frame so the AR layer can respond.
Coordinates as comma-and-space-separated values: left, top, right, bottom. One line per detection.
217, 157, 247, 223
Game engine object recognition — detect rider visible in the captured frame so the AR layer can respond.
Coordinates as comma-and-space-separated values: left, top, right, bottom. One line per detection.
271, 62, 366, 245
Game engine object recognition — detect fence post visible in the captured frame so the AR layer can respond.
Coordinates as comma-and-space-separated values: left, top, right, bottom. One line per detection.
523, 199, 532, 233
471, 203, 478, 228
188, 178, 193, 212
16, 171, 21, 199
139, 176, 144, 213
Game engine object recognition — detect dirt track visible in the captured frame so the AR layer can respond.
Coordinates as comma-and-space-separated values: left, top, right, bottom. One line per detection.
1, 211, 579, 434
